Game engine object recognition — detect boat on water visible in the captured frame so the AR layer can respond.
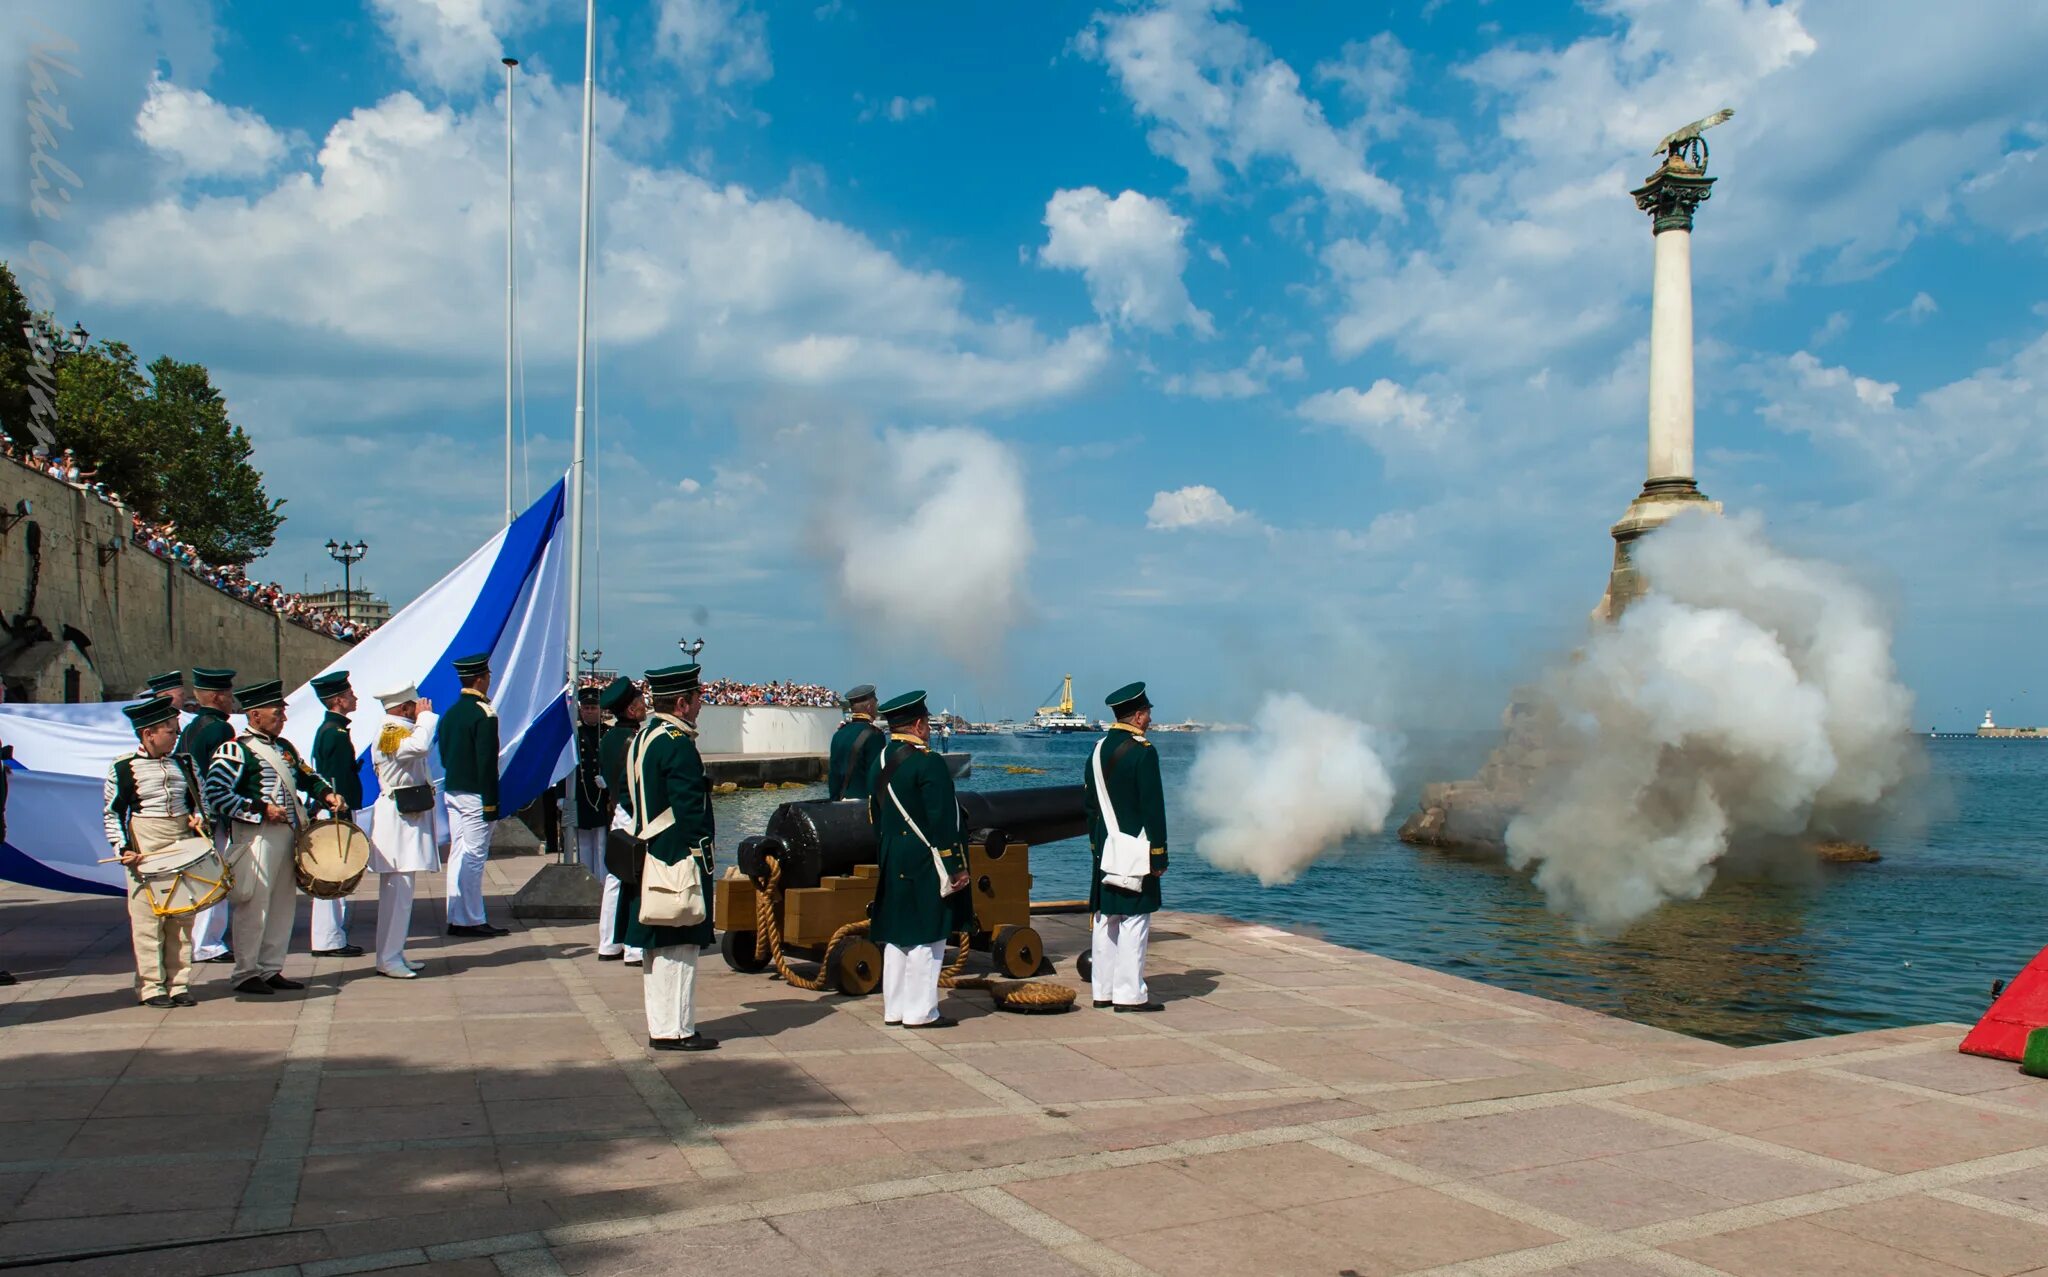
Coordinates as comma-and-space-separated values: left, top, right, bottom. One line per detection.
1016, 674, 1095, 736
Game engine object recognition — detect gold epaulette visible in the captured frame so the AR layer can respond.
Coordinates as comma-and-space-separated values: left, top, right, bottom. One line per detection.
378, 724, 411, 757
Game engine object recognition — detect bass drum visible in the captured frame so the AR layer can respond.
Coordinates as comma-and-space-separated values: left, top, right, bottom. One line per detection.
294, 817, 371, 899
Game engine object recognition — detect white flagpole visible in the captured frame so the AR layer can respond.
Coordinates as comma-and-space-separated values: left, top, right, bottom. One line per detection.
502, 56, 519, 529
564, 0, 596, 859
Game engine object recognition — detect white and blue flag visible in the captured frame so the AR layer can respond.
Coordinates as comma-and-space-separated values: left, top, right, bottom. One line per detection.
0, 479, 574, 897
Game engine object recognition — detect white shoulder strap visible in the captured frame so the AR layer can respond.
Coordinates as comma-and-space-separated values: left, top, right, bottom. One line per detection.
627, 728, 677, 841
1091, 737, 1122, 833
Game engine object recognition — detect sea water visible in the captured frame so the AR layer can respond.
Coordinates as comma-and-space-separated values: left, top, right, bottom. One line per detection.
712, 735, 2048, 1045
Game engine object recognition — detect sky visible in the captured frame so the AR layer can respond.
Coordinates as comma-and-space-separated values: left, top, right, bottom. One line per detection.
2, 0, 2045, 732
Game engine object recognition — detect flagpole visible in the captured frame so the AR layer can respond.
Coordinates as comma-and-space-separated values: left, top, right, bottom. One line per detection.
565, 0, 595, 860
502, 56, 518, 530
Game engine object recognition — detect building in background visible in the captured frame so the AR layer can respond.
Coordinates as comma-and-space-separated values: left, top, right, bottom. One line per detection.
302, 586, 393, 629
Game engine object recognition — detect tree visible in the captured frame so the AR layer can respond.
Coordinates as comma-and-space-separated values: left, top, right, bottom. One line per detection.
0, 261, 284, 567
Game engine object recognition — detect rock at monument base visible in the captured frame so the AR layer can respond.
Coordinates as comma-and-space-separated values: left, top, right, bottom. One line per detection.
1811, 838, 1881, 864
509, 860, 602, 920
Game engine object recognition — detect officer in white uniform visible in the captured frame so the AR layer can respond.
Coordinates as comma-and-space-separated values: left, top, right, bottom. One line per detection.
366, 683, 440, 978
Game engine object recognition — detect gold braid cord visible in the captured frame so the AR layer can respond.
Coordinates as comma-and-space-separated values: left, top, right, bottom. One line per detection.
749, 856, 1075, 1012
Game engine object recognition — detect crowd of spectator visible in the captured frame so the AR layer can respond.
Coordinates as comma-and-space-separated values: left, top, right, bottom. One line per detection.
0, 434, 371, 644
575, 675, 844, 710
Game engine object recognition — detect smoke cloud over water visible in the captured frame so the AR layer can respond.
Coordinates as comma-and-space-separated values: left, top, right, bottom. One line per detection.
1505, 512, 1919, 935
1189, 692, 1398, 885
809, 426, 1031, 665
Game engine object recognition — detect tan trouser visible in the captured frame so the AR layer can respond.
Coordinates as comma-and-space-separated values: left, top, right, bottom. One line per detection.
228, 822, 299, 984
127, 816, 196, 1001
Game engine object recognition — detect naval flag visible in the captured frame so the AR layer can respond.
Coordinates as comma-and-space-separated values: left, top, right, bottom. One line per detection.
0, 479, 574, 897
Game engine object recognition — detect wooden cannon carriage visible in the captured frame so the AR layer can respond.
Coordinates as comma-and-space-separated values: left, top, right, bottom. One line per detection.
715, 786, 1086, 995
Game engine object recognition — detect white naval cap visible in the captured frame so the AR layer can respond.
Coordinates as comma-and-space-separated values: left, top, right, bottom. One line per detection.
375, 683, 422, 709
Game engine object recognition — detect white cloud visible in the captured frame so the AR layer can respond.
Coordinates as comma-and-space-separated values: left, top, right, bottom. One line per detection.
75, 77, 1107, 417
1147, 484, 1251, 530
1810, 310, 1852, 347
1315, 32, 1412, 139
1076, 0, 1401, 215
1163, 345, 1303, 399
368, 0, 544, 93
1039, 186, 1213, 336
1784, 350, 1899, 411
1963, 146, 2048, 240
1297, 379, 1449, 452
134, 73, 292, 178
859, 93, 934, 123
657, 0, 772, 88
1887, 291, 1938, 324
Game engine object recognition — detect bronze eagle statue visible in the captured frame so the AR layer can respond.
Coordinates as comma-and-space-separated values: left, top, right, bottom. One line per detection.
1656, 108, 1734, 159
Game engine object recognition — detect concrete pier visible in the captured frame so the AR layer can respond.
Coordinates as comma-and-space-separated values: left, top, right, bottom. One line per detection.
3, 857, 2044, 1276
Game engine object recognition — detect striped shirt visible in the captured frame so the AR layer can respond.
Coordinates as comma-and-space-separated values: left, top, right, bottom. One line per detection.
206, 733, 327, 826
103, 752, 201, 850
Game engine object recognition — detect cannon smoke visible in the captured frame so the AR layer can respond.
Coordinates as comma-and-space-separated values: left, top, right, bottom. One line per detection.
1188, 692, 1397, 885
810, 426, 1031, 666
1504, 511, 1918, 934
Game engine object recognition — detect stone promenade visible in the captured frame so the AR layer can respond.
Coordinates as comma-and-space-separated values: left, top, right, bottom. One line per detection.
4, 856, 2048, 1277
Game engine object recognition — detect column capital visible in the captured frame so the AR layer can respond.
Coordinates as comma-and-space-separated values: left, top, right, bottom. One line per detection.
1632, 164, 1715, 235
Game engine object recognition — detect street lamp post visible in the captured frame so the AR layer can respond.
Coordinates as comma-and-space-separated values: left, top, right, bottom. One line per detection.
578, 648, 603, 680
678, 636, 705, 663
324, 539, 368, 626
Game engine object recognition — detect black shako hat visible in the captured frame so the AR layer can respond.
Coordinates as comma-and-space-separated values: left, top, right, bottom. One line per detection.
880, 689, 928, 728
452, 653, 492, 680
310, 671, 352, 700
645, 664, 701, 699
235, 679, 285, 710
123, 696, 179, 732
191, 667, 236, 691
1105, 681, 1151, 714
145, 671, 184, 696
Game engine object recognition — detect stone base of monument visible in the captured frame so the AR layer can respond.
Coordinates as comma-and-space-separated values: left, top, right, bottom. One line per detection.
1594, 476, 1723, 621
489, 817, 544, 856
509, 861, 602, 920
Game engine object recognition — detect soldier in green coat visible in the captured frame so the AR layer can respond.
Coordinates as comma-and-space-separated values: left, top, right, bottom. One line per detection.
178, 667, 239, 965
827, 684, 885, 801
866, 690, 969, 1029
1084, 681, 1168, 1012
595, 676, 644, 964
307, 670, 365, 958
619, 664, 718, 1052
437, 653, 506, 937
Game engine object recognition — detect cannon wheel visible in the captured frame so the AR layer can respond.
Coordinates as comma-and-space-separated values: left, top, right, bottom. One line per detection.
720, 929, 769, 974
1075, 950, 1093, 983
828, 934, 882, 996
991, 924, 1042, 980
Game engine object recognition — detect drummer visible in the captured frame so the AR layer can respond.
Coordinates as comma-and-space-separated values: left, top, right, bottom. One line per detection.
204, 679, 345, 998
307, 670, 364, 959
104, 695, 210, 1008
366, 683, 439, 979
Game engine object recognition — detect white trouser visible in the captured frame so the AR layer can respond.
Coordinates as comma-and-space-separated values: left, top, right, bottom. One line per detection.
444, 793, 491, 926
375, 872, 416, 973
601, 807, 641, 959
228, 822, 298, 985
643, 944, 699, 1040
312, 896, 349, 950
573, 826, 604, 875
190, 828, 232, 960
882, 940, 944, 1027
1092, 912, 1151, 1007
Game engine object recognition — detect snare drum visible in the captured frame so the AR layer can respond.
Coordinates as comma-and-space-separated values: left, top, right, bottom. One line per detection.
135, 836, 232, 918
294, 818, 371, 899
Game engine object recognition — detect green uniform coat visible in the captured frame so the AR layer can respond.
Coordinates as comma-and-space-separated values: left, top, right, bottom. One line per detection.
826, 715, 885, 801
175, 706, 234, 776
617, 714, 716, 951
311, 711, 363, 811
865, 737, 969, 948
1083, 725, 1168, 916
573, 721, 612, 827
600, 720, 638, 949
437, 690, 501, 817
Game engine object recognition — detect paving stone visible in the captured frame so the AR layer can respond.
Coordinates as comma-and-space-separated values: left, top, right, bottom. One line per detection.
1280, 1184, 1560, 1271
1806, 1194, 2048, 1276
1668, 1216, 1982, 1276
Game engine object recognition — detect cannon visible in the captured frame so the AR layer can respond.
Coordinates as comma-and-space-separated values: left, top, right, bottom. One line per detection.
716, 785, 1086, 995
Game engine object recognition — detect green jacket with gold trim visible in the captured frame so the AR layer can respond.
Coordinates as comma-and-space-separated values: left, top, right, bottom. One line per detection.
437, 689, 500, 817
1083, 724, 1168, 916
617, 713, 716, 951
866, 736, 970, 948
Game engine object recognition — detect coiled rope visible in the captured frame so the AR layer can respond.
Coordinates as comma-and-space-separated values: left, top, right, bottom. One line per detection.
749, 855, 1075, 1012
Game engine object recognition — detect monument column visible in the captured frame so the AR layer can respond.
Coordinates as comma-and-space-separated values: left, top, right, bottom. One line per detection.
1596, 144, 1722, 620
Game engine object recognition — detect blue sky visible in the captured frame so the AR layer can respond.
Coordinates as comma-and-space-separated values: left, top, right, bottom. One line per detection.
3, 0, 2046, 731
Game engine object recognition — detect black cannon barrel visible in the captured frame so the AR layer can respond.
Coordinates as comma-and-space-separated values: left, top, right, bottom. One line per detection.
956, 785, 1088, 849
739, 785, 1089, 890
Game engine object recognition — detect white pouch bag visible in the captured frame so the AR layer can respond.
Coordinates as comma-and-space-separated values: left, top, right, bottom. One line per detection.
629, 723, 706, 927
1091, 737, 1151, 892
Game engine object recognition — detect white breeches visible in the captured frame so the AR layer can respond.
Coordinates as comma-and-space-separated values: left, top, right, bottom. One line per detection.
190, 828, 231, 960
573, 826, 604, 874
445, 793, 490, 926
598, 872, 642, 960
882, 940, 944, 1027
312, 896, 349, 950
1091, 913, 1151, 1008
228, 823, 298, 984
643, 944, 699, 1040
375, 872, 416, 973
